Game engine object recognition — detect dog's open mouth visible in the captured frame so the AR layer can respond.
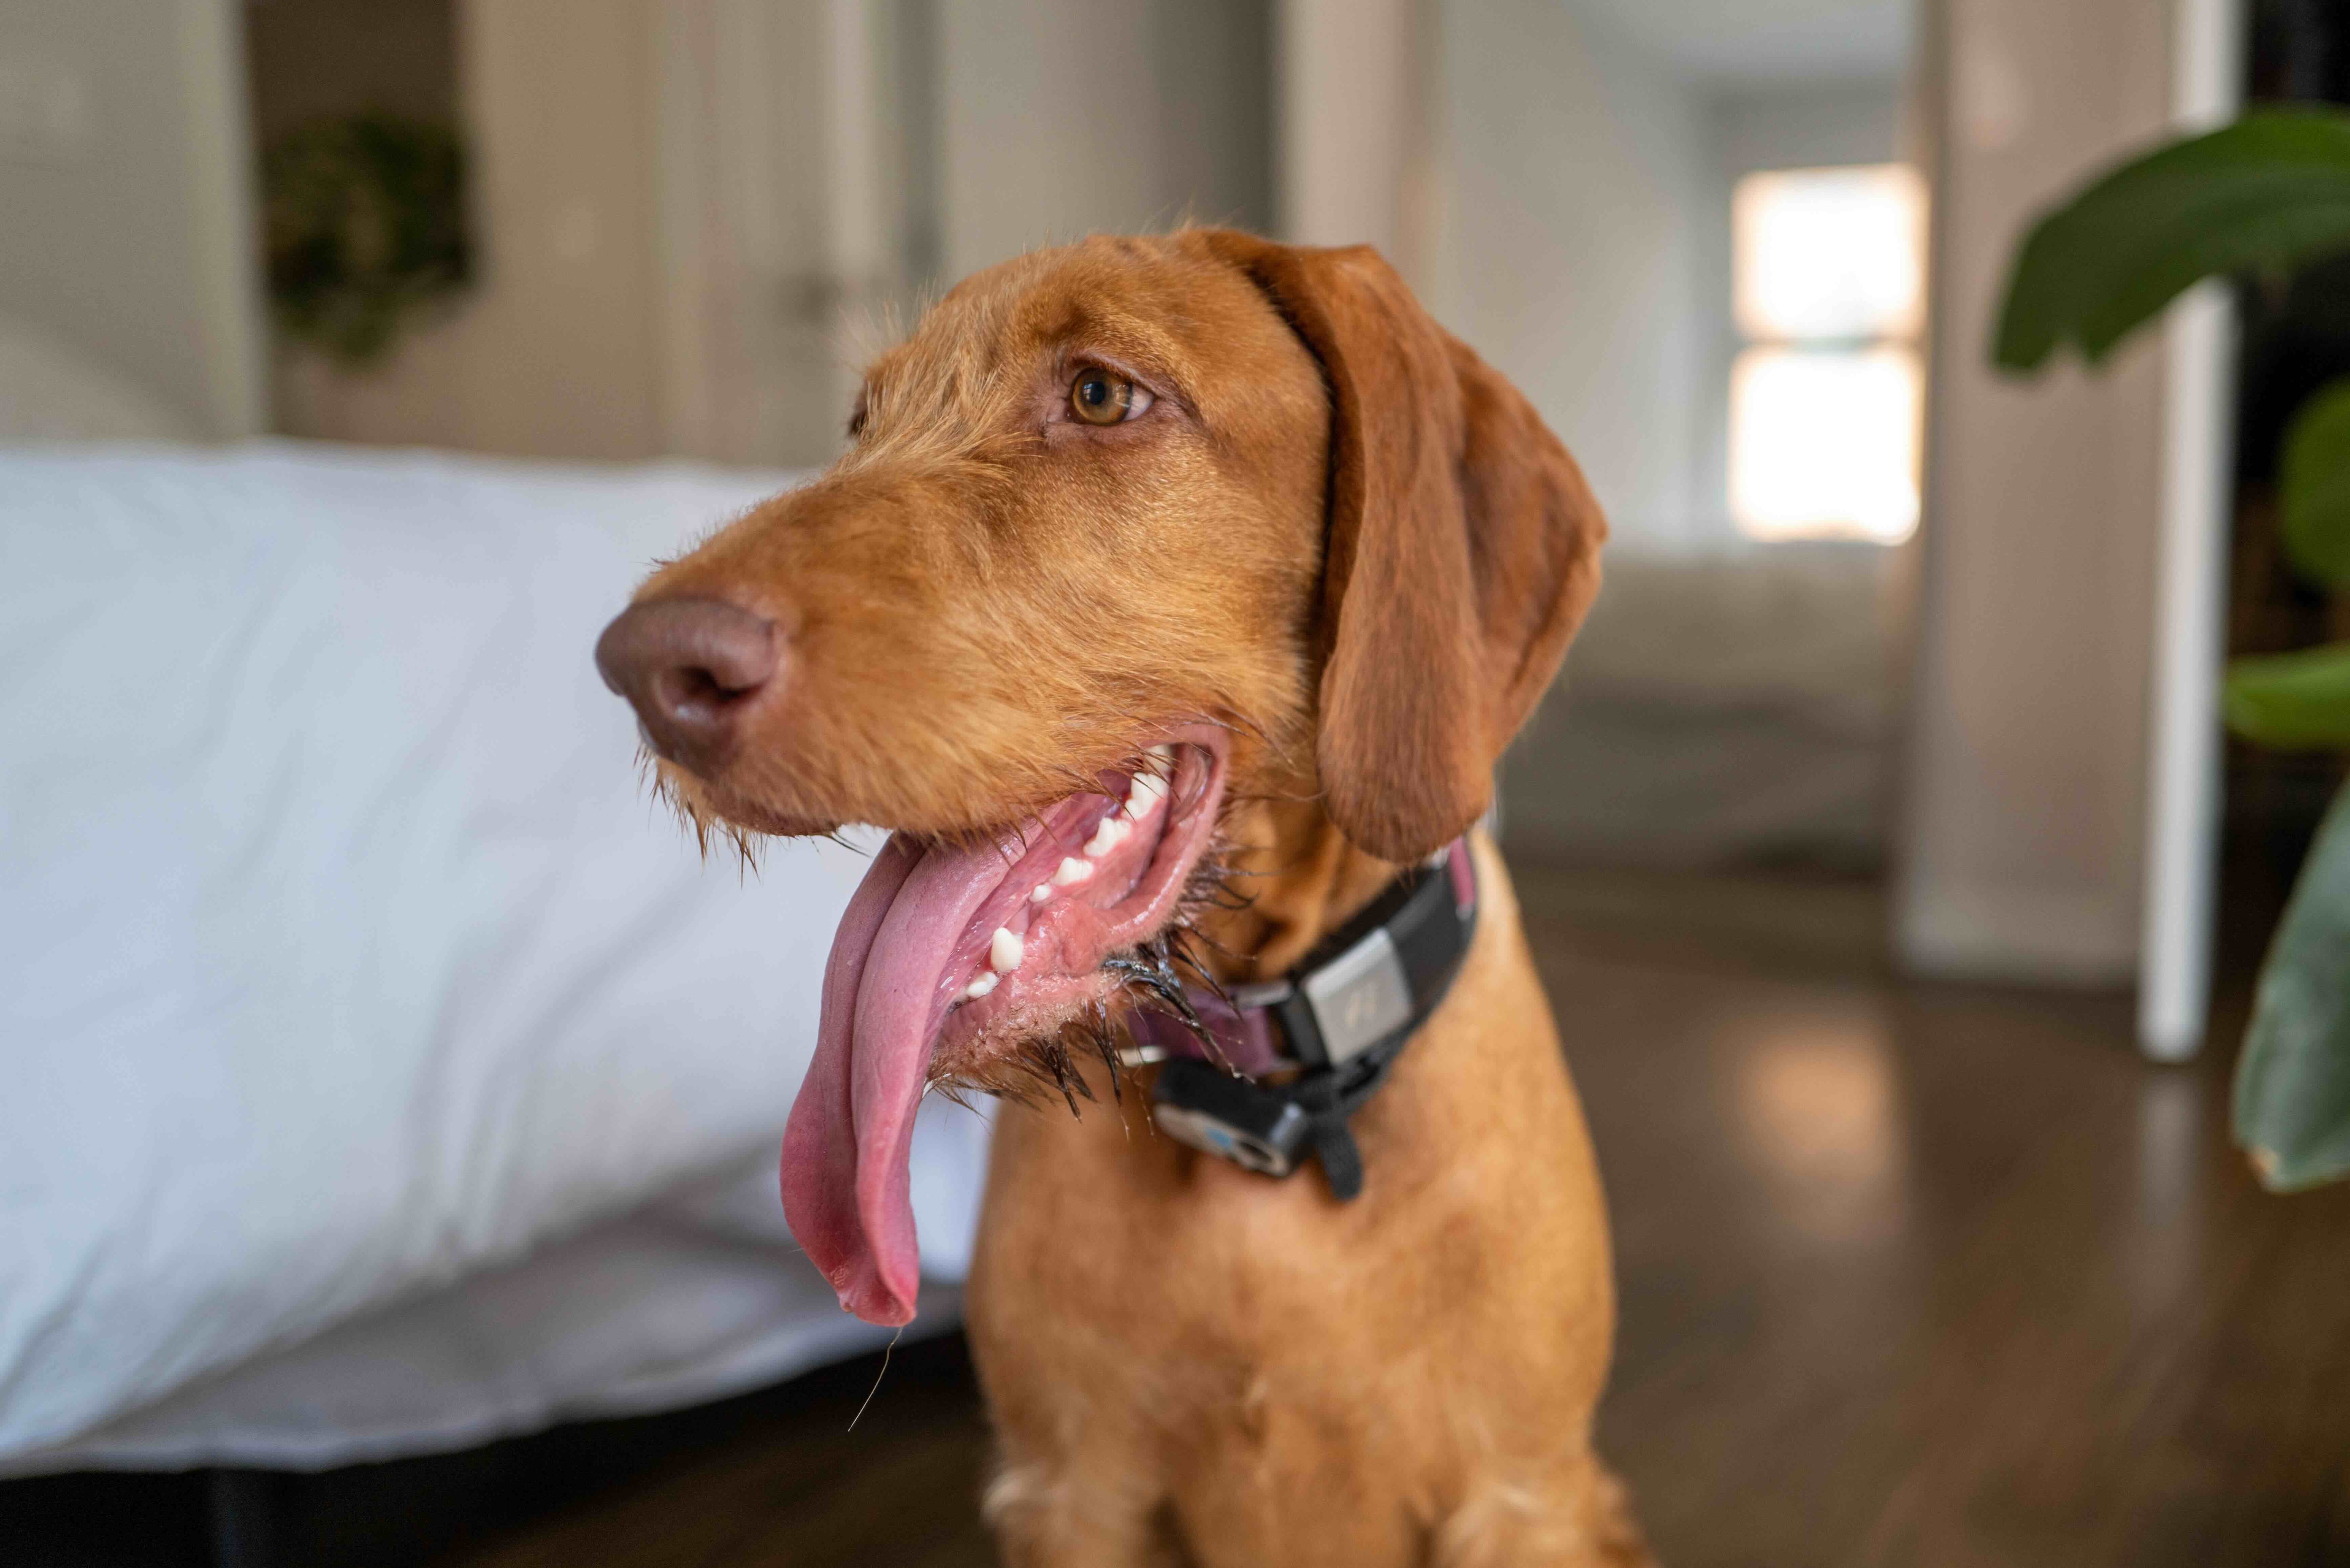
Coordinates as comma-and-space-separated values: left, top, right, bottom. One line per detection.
782, 726, 1230, 1325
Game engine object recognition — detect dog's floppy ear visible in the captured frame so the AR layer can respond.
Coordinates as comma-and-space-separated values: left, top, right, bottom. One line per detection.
1201, 230, 1608, 862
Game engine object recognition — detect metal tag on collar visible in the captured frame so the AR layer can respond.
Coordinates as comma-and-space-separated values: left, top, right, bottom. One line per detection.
1298, 928, 1415, 1066
1273, 845, 1465, 1068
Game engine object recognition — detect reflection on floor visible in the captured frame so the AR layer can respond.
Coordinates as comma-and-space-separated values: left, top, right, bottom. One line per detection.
12, 866, 2350, 1566
1526, 868, 2350, 1568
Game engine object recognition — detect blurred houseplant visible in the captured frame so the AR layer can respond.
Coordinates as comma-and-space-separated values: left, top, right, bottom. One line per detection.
1998, 109, 2350, 1191
263, 112, 472, 365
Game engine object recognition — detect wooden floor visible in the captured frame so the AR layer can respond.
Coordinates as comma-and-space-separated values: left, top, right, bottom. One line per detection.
12, 863, 2350, 1566
1522, 867, 2350, 1567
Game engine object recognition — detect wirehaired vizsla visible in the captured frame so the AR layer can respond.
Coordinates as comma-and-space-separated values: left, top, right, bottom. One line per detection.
595, 228, 1652, 1566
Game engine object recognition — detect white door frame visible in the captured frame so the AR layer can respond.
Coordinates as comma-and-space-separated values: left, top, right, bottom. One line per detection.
2138, 0, 2244, 1061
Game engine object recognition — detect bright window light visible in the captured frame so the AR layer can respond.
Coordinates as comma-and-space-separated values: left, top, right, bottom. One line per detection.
1729, 346, 1921, 545
1729, 162, 1926, 544
1733, 164, 1925, 342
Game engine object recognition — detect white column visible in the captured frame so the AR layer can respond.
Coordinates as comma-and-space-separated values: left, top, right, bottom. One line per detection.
2137, 0, 2244, 1061
1276, 0, 1427, 275
176, 0, 268, 438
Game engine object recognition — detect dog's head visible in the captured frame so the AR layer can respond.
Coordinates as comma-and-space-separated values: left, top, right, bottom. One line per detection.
596, 230, 1605, 1323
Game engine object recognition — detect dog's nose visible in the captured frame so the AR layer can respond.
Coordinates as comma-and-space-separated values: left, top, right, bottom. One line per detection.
594, 596, 779, 774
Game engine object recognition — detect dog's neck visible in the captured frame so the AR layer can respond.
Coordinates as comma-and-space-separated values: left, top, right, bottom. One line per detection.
1203, 796, 1414, 984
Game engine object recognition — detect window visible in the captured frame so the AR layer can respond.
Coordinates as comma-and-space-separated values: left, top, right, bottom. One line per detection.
1728, 164, 1926, 545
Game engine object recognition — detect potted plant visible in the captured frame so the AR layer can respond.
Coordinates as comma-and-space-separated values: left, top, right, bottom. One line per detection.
262, 112, 472, 366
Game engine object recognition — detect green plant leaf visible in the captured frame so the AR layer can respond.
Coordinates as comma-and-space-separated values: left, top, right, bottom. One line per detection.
2236, 779, 2350, 1191
2224, 644, 2350, 747
1995, 110, 2350, 372
2280, 378, 2350, 586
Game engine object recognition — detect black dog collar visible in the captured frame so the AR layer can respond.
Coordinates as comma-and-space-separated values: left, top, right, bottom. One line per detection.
1128, 839, 1479, 1198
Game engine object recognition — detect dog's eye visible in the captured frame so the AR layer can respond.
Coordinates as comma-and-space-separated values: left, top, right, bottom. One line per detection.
1069, 369, 1152, 425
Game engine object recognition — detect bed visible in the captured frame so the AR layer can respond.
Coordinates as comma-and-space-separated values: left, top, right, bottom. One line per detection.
1499, 545, 1906, 874
0, 441, 990, 1475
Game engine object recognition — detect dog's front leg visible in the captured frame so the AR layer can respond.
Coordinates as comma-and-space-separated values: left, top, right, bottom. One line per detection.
980, 1443, 1188, 1568
1429, 1459, 1658, 1568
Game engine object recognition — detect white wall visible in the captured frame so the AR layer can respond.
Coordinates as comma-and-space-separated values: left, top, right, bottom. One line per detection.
1895, 0, 2172, 983
1569, 0, 1911, 82
277, 0, 1271, 461
1430, 5, 1905, 558
1277, 0, 1428, 273
0, 0, 265, 438
936, 0, 1270, 279
1432, 0, 1709, 555
271, 0, 674, 460
276, 0, 897, 470
1714, 78, 1903, 172
1436, 2, 1919, 869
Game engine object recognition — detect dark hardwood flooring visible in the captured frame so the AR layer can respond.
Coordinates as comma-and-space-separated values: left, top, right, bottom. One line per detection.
1520, 866, 2350, 1567
10, 864, 2350, 1566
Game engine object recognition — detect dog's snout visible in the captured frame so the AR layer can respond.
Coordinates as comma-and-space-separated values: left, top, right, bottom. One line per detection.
595, 597, 779, 773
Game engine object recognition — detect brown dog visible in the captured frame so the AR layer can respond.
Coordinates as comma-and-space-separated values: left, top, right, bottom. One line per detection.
595, 229, 1649, 1566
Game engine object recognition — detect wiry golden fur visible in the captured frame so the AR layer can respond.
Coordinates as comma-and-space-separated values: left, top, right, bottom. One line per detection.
624, 229, 1653, 1565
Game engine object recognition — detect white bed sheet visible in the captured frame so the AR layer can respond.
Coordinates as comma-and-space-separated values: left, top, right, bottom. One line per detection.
0, 443, 990, 1472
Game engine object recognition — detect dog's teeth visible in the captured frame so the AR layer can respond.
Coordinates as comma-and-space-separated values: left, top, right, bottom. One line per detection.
1084, 815, 1128, 858
1147, 743, 1174, 767
964, 972, 999, 1000
1030, 883, 1051, 903
1122, 769, 1167, 821
990, 926, 1023, 974
1051, 855, 1094, 887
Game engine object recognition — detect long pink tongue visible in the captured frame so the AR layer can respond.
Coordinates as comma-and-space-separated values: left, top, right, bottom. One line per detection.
781, 830, 1023, 1324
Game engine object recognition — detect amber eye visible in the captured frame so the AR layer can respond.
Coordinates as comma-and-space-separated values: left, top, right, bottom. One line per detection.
1069, 369, 1136, 425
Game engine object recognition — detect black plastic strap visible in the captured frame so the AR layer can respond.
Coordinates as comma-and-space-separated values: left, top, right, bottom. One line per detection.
1149, 842, 1478, 1201
1307, 1115, 1364, 1200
